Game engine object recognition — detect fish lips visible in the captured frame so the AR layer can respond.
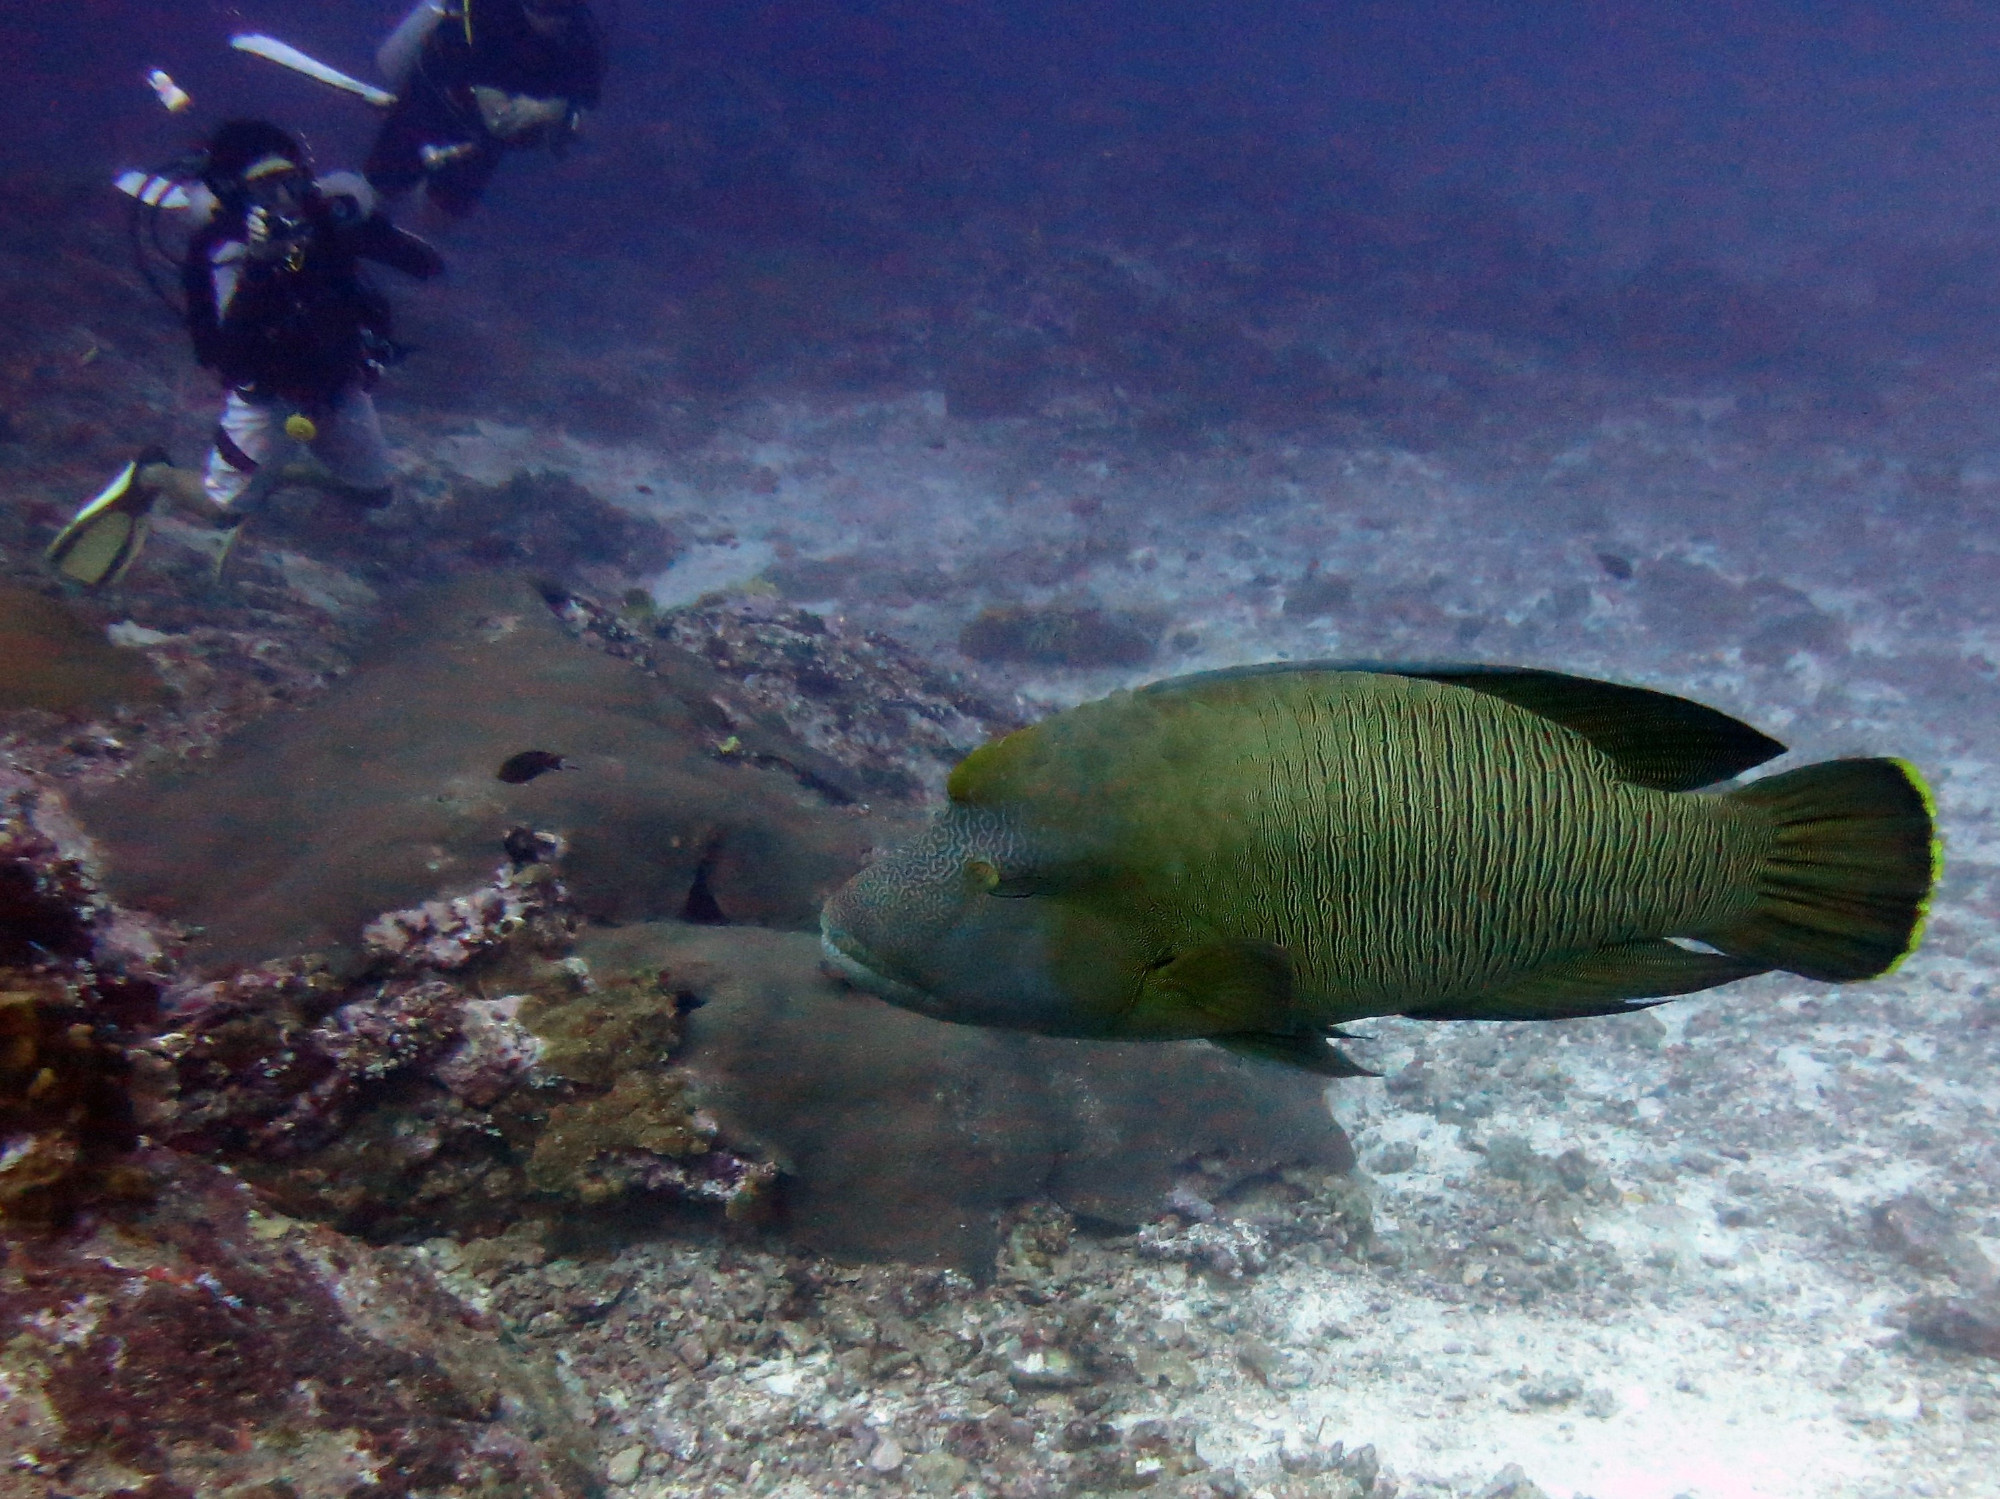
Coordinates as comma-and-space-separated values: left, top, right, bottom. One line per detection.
819, 920, 935, 1011
819, 899, 1106, 1036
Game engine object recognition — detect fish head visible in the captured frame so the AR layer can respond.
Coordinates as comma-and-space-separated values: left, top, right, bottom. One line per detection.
821, 806, 1128, 1034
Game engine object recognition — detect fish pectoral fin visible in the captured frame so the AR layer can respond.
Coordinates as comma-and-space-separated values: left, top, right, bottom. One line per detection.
1136, 939, 1296, 1032
1212, 1031, 1379, 1078
1404, 940, 1770, 1022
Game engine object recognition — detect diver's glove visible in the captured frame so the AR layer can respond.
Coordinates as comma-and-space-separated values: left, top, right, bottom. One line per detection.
244, 204, 311, 267
245, 205, 276, 255
472, 86, 570, 140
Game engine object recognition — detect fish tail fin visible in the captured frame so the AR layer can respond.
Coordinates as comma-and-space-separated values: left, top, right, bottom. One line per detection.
1705, 758, 1940, 981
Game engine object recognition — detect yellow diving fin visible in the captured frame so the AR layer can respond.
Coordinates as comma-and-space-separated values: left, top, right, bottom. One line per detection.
46, 451, 166, 588
208, 516, 249, 586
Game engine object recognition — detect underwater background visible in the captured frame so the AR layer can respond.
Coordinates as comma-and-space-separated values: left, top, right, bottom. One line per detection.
3, 3, 2000, 1497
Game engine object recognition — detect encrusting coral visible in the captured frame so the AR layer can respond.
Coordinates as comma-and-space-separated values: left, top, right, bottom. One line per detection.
143, 834, 777, 1238
363, 831, 576, 972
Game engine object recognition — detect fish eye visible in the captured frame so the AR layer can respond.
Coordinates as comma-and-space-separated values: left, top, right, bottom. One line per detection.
964, 859, 1000, 892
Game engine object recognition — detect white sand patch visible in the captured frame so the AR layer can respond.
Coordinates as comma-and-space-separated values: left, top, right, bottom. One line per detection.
644, 538, 781, 609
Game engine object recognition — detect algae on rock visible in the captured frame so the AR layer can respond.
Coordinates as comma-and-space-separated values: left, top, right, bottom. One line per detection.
530, 1071, 709, 1201
0, 1152, 598, 1499
521, 965, 705, 1203
519, 965, 689, 1089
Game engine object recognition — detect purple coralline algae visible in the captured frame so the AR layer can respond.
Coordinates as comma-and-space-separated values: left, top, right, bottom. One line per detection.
435, 993, 545, 1106
0, 1151, 598, 1498
363, 836, 576, 972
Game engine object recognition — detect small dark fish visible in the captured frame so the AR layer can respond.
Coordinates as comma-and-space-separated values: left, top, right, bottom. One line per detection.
497, 750, 568, 784
502, 825, 550, 866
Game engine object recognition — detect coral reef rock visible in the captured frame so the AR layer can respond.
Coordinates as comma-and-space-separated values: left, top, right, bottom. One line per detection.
0, 771, 166, 1226
412, 467, 681, 583
648, 590, 1017, 800
958, 602, 1162, 667
0, 1150, 597, 1498
152, 903, 1351, 1269
1, 771, 596, 1495
578, 921, 1355, 1270
80, 572, 880, 968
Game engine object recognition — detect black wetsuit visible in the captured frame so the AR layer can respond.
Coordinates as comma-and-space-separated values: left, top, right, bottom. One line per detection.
365, 0, 604, 216
183, 195, 444, 408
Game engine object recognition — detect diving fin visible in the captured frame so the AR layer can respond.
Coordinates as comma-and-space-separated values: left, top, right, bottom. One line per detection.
207, 515, 250, 586
46, 450, 168, 588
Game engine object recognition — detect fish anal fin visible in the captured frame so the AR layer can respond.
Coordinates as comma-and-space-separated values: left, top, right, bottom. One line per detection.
1213, 1031, 1379, 1077
1134, 939, 1295, 1034
1405, 940, 1769, 1022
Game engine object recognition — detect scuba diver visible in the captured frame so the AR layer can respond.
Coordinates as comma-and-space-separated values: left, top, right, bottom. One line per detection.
48, 119, 445, 588
365, 0, 604, 218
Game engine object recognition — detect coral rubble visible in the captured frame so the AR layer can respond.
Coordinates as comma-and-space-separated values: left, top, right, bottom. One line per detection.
959, 601, 1162, 668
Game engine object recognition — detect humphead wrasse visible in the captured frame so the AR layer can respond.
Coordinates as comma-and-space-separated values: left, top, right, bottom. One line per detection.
820, 664, 1941, 1074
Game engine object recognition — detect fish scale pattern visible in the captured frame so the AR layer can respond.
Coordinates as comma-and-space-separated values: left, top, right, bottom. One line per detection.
1159, 674, 1764, 1020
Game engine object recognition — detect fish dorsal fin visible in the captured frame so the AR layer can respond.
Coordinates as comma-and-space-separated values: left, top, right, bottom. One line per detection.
1139, 659, 1782, 791
1392, 666, 1784, 790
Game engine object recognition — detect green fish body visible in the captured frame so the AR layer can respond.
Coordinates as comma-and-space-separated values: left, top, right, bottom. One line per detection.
820, 664, 1940, 1073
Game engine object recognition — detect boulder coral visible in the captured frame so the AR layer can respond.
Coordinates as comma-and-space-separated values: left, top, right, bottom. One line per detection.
83, 572, 883, 968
